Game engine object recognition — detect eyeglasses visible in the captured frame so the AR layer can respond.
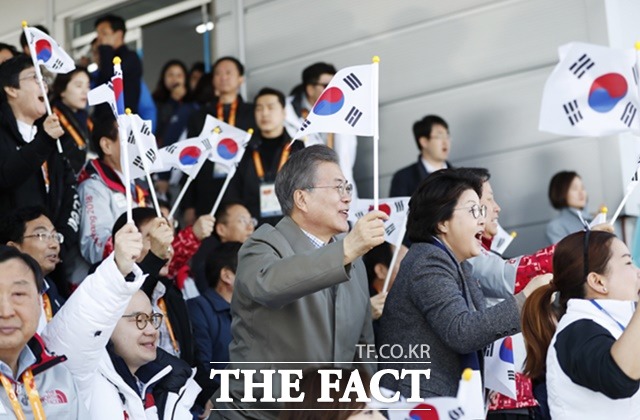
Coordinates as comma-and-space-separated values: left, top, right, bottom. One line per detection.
307, 183, 354, 198
18, 73, 51, 85
18, 73, 38, 83
429, 133, 451, 141
238, 217, 258, 228
122, 312, 164, 330
454, 204, 487, 219
22, 232, 64, 244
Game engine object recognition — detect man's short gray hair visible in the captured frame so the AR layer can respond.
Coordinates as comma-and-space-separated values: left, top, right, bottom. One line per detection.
275, 145, 339, 216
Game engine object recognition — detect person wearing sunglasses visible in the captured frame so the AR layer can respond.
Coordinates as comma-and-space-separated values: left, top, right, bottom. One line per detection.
377, 168, 548, 400
522, 230, 640, 420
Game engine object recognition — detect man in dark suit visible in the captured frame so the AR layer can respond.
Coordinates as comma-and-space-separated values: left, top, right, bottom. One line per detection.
213, 145, 386, 419
389, 114, 452, 197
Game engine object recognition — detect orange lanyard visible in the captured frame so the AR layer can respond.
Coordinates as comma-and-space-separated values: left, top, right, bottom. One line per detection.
0, 369, 46, 420
134, 185, 146, 207
157, 298, 180, 355
52, 107, 87, 149
217, 99, 238, 127
41, 162, 49, 194
42, 294, 53, 322
252, 145, 290, 181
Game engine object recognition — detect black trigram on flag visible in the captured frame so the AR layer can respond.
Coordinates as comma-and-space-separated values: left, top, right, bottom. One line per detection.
140, 122, 151, 136
166, 144, 177, 154
201, 138, 212, 150
132, 156, 145, 170
568, 54, 595, 79
345, 107, 363, 127
484, 342, 495, 357
50, 59, 65, 71
394, 200, 405, 212
354, 210, 365, 219
620, 102, 637, 128
145, 149, 157, 164
300, 119, 312, 132
633, 67, 639, 86
385, 222, 396, 237
127, 131, 136, 144
343, 73, 362, 91
563, 100, 583, 126
507, 369, 516, 381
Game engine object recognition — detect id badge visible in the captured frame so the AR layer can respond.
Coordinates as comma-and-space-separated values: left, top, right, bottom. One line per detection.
260, 182, 282, 218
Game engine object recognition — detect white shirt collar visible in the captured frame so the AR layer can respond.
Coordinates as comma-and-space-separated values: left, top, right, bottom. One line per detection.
16, 120, 37, 143
421, 157, 447, 174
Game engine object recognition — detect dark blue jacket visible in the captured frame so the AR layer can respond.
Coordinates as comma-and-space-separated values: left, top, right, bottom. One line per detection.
188, 289, 232, 406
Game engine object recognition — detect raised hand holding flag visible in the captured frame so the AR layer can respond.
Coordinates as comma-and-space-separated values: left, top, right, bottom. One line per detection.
22, 21, 76, 153
293, 57, 381, 209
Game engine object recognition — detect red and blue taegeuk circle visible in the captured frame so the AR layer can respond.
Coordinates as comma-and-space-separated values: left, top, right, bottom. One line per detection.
499, 336, 514, 363
178, 146, 201, 165
312, 87, 345, 116
35, 39, 52, 62
409, 403, 439, 420
217, 138, 238, 160
588, 73, 628, 113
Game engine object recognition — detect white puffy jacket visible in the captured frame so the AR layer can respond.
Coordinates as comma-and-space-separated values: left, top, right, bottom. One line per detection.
41, 253, 201, 419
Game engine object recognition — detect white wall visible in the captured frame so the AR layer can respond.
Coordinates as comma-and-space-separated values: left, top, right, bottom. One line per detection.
212, 0, 615, 256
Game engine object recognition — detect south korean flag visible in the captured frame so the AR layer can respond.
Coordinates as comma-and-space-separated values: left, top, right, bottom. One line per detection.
292, 61, 378, 139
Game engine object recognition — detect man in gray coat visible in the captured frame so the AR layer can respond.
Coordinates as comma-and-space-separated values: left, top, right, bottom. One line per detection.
212, 145, 387, 419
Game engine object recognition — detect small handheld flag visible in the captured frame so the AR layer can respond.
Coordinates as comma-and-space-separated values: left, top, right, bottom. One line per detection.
539, 42, 640, 136
22, 22, 75, 73
491, 224, 517, 255
22, 21, 76, 154
292, 60, 378, 139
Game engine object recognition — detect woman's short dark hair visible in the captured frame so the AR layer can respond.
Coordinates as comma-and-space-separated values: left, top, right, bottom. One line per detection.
407, 168, 482, 243
548, 171, 579, 210
51, 67, 90, 103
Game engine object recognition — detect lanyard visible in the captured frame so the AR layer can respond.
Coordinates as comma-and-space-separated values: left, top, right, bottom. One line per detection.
134, 184, 146, 207
251, 146, 290, 181
590, 300, 626, 331
157, 298, 180, 355
41, 162, 49, 195
53, 107, 87, 149
42, 294, 53, 322
217, 99, 238, 127
0, 369, 46, 420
